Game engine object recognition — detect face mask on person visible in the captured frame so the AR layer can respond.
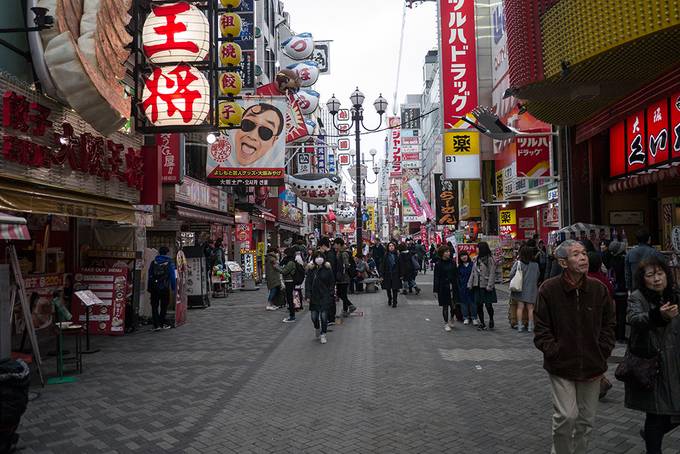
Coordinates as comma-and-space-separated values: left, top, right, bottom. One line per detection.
314, 257, 324, 266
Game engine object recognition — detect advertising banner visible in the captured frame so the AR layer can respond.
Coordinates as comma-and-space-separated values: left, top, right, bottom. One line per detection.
408, 178, 434, 219
157, 133, 184, 183
400, 106, 421, 130
236, 224, 253, 249
327, 148, 336, 173
388, 117, 402, 177
439, 0, 478, 130
434, 173, 458, 226
516, 135, 551, 177
312, 41, 331, 74
443, 131, 481, 179
499, 209, 518, 239
73, 268, 128, 336
366, 205, 376, 231
207, 97, 287, 185
297, 152, 311, 174
316, 135, 326, 172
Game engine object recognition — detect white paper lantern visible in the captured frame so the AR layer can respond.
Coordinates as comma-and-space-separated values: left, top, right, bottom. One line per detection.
297, 89, 320, 115
141, 64, 210, 126
281, 32, 314, 60
286, 61, 320, 88
285, 173, 342, 205
142, 2, 210, 64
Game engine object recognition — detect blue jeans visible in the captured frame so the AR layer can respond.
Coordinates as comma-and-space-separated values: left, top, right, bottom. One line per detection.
310, 309, 328, 334
460, 298, 476, 320
402, 279, 416, 291
268, 286, 279, 303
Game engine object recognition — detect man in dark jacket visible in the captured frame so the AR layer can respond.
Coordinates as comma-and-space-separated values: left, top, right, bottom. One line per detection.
398, 244, 421, 295
147, 246, 177, 331
534, 240, 616, 454
318, 237, 337, 323
625, 227, 665, 291
333, 237, 357, 316
372, 239, 386, 273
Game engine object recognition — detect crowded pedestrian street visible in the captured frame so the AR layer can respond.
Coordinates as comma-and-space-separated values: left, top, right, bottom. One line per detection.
14, 278, 661, 454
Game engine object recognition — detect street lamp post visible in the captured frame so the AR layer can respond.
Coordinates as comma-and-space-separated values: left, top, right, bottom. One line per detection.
327, 88, 387, 249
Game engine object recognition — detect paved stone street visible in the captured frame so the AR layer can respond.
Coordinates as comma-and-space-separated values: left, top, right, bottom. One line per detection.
16, 276, 680, 453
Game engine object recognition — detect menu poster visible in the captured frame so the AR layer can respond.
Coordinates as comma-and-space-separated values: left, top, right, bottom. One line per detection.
17, 274, 64, 333
73, 268, 127, 336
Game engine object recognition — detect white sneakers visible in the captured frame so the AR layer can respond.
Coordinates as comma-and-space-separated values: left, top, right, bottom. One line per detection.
320, 334, 327, 344
463, 319, 469, 325
472, 318, 479, 326
444, 324, 452, 332
265, 305, 278, 311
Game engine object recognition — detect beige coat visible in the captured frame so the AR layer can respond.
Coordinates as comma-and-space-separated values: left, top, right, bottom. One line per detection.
467, 256, 497, 291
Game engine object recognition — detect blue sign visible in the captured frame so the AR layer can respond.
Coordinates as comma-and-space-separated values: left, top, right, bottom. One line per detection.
327, 149, 336, 173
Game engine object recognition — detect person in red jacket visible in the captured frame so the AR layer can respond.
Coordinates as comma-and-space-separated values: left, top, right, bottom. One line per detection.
534, 240, 616, 454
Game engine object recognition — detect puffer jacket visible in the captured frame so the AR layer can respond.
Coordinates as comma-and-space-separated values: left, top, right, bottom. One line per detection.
467, 256, 497, 291
305, 262, 334, 311
265, 252, 282, 289
624, 288, 680, 415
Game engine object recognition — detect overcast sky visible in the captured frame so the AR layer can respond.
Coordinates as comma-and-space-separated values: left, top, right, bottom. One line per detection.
282, 0, 439, 196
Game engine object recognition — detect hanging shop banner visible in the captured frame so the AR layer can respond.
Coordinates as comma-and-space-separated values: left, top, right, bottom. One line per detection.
408, 178, 434, 219
297, 152, 311, 174
388, 117, 402, 177
206, 97, 287, 185
73, 268, 128, 336
240, 249, 258, 280
157, 133, 185, 183
438, 0, 478, 130
327, 149, 336, 173
366, 205, 376, 231
443, 131, 481, 179
312, 41, 331, 74
647, 98, 670, 166
434, 173, 458, 225
516, 135, 551, 177
316, 135, 327, 172
236, 223, 253, 249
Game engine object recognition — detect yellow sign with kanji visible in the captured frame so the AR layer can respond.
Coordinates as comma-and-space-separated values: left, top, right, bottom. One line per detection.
443, 131, 481, 180
499, 209, 517, 226
366, 205, 375, 231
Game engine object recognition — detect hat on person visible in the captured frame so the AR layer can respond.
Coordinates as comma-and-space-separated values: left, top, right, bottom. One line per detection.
609, 240, 625, 256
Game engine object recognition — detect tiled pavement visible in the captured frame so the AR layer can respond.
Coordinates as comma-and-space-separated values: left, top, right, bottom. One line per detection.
15, 276, 680, 453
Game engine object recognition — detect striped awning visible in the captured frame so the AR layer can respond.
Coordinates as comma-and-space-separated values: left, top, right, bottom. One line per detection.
0, 213, 30, 240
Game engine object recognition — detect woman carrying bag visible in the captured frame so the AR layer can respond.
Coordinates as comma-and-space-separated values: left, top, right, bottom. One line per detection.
467, 242, 498, 331
508, 246, 540, 333
619, 256, 680, 453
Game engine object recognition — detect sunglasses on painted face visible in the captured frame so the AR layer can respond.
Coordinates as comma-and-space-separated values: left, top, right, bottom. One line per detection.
241, 119, 275, 141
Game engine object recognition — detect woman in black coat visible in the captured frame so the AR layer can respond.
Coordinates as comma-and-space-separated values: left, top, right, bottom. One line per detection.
304, 251, 335, 344
380, 241, 402, 308
434, 246, 459, 331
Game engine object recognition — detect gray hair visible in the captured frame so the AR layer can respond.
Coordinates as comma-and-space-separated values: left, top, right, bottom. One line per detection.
555, 240, 581, 260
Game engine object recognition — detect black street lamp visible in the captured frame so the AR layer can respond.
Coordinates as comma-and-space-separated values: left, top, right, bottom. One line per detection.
327, 88, 387, 249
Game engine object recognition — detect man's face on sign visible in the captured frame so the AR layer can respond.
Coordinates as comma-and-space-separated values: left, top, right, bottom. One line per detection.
234, 105, 282, 166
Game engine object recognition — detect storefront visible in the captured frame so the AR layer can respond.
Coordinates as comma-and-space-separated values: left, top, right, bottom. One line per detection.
0, 75, 148, 335
267, 188, 303, 247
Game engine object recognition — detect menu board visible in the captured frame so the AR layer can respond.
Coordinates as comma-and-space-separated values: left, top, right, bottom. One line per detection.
17, 274, 64, 333
73, 268, 127, 336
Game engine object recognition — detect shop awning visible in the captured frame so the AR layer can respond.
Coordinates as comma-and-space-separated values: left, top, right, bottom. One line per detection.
276, 222, 301, 234
0, 213, 30, 240
0, 179, 137, 224
174, 205, 234, 225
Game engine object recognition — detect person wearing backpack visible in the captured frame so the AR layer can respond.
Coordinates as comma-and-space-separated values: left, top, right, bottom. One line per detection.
147, 246, 177, 331
280, 248, 306, 323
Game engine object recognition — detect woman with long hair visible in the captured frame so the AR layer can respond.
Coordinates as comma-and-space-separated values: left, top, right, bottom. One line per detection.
467, 241, 498, 330
457, 251, 476, 325
380, 241, 402, 307
433, 246, 458, 332
625, 256, 680, 453
509, 245, 540, 332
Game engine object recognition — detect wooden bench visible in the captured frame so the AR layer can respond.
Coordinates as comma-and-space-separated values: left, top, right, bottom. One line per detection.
362, 278, 380, 293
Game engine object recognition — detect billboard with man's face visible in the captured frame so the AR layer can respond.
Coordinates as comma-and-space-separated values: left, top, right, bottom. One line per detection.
207, 97, 287, 185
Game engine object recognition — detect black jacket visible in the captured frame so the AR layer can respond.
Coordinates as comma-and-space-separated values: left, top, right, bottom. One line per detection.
433, 258, 458, 299
399, 251, 417, 280
304, 263, 334, 311
380, 252, 402, 290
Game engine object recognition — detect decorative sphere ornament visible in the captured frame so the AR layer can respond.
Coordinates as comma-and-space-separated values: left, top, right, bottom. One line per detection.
220, 13, 241, 37
219, 41, 242, 66
218, 101, 244, 127
220, 0, 241, 7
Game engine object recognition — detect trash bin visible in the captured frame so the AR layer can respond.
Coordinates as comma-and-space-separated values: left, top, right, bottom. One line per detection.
0, 359, 30, 454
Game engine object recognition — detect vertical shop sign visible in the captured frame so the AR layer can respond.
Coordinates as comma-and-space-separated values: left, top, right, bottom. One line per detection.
515, 135, 551, 177
327, 148, 336, 173
672, 92, 680, 159
439, 0, 478, 130
443, 131, 481, 179
236, 223, 253, 249
297, 153, 311, 174
499, 209, 517, 239
316, 135, 326, 172
434, 173, 458, 225
609, 121, 626, 177
157, 133, 183, 183
626, 110, 646, 172
647, 98, 670, 166
388, 117, 402, 177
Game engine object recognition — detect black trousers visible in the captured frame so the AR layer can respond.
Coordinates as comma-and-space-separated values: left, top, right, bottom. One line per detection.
386, 288, 399, 305
477, 302, 494, 326
615, 297, 628, 341
442, 305, 455, 323
337, 283, 352, 312
644, 413, 680, 454
285, 282, 296, 318
150, 290, 170, 329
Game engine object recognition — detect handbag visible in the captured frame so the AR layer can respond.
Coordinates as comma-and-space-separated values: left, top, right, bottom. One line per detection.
509, 261, 523, 292
614, 350, 659, 390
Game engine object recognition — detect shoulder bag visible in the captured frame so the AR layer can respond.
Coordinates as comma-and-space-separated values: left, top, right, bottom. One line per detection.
509, 261, 523, 292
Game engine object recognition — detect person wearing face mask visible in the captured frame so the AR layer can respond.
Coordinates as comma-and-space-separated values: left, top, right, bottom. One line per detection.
305, 252, 334, 344
625, 256, 680, 454
380, 241, 402, 307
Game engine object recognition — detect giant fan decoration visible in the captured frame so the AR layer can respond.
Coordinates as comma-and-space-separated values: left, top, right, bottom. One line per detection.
285, 173, 342, 205
335, 206, 355, 224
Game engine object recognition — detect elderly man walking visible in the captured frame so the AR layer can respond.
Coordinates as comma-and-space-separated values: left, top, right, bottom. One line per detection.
534, 240, 616, 454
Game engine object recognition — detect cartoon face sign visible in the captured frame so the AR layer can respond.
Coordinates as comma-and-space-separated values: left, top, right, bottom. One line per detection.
234, 103, 285, 165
